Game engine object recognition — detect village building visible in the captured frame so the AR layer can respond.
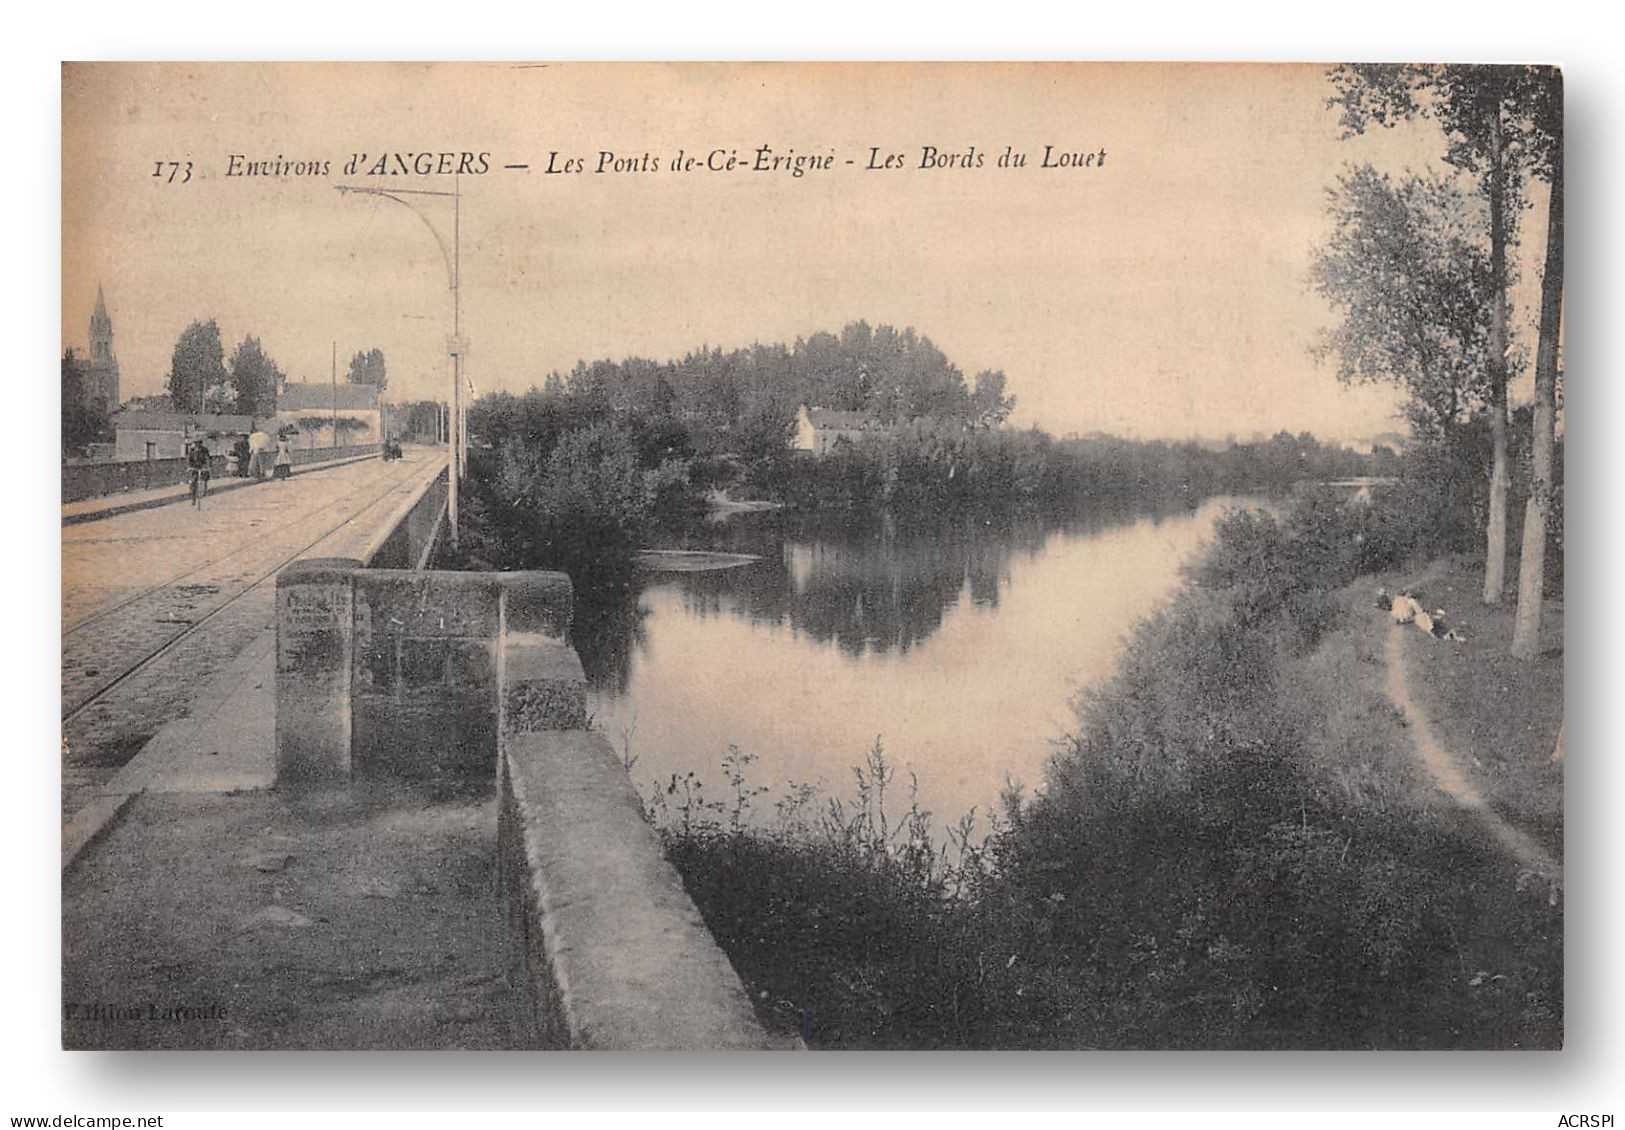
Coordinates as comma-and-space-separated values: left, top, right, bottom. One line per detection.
793, 404, 886, 456
110, 410, 259, 461
274, 381, 383, 449
108, 375, 385, 459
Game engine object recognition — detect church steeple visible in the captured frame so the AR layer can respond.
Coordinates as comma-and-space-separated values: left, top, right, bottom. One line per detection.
90, 284, 113, 365
80, 284, 120, 413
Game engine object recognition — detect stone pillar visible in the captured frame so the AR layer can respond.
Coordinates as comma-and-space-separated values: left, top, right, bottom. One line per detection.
275, 557, 361, 785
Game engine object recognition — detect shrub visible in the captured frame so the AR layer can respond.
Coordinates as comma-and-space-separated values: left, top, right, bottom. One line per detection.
643, 457, 696, 514
652, 743, 1102, 1048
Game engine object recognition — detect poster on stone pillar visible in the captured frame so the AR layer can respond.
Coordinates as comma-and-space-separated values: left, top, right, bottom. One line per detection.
59, 62, 1563, 1051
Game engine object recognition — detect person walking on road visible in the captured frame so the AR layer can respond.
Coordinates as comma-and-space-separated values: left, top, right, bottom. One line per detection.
248, 428, 272, 480
272, 434, 293, 481
186, 439, 212, 509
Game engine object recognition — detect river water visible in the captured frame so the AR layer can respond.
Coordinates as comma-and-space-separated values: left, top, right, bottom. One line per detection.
578, 494, 1258, 835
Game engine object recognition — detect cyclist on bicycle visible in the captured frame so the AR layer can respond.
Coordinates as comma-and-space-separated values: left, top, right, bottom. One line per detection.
187, 439, 212, 508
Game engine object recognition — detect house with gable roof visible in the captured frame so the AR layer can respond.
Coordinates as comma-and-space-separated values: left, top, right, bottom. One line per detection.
793, 404, 887, 456
274, 380, 383, 449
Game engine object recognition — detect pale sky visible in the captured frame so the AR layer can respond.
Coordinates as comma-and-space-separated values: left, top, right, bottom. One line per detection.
61, 62, 1550, 443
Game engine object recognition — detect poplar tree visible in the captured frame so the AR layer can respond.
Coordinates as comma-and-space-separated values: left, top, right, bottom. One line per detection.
227, 335, 285, 418
166, 319, 227, 414
1510, 69, 1563, 659
1309, 166, 1490, 442
1328, 64, 1546, 605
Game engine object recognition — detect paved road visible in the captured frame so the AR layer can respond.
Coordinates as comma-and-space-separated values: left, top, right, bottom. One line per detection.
61, 450, 442, 818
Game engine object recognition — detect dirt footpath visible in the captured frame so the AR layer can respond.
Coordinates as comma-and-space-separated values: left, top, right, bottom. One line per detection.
62, 781, 531, 1049
1378, 556, 1564, 864
1384, 624, 1560, 888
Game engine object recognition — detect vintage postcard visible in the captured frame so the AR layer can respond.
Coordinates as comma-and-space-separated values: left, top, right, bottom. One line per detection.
60, 61, 1562, 1050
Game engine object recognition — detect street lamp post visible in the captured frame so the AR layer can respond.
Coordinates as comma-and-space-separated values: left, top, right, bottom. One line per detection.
335, 178, 466, 550
460, 371, 473, 476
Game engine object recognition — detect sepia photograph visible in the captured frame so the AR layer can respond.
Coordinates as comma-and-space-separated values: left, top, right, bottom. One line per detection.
57, 60, 1564, 1054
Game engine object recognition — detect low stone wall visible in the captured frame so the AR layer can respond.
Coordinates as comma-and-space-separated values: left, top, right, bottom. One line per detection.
360, 470, 448, 570
496, 607, 782, 1047
290, 444, 385, 468
62, 443, 382, 503
65, 453, 221, 502
499, 727, 779, 1049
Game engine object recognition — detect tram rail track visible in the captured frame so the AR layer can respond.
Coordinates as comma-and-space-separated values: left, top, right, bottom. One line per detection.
61, 457, 430, 724
63, 456, 385, 637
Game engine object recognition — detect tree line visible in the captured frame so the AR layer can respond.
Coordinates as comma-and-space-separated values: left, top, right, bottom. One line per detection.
165, 320, 283, 417
762, 423, 1393, 516
542, 320, 1015, 438
164, 319, 389, 417
461, 349, 1397, 588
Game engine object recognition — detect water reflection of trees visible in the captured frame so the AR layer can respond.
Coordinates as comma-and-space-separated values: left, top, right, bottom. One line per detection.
646, 499, 1187, 658
571, 582, 650, 695
572, 496, 1206, 686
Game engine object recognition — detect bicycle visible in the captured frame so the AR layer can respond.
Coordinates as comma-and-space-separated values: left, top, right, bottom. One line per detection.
189, 465, 210, 508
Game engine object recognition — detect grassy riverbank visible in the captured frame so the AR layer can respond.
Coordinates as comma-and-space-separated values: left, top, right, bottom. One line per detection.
1391, 558, 1564, 859
652, 489, 1563, 1049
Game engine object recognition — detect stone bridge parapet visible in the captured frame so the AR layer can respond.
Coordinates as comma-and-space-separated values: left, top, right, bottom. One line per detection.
273, 551, 781, 1049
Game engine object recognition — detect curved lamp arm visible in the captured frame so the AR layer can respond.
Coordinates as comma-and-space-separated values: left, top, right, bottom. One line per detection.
334, 185, 456, 289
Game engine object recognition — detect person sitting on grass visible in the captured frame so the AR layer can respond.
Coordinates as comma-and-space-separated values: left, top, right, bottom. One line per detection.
1377, 587, 1466, 642
1428, 609, 1466, 643
1389, 592, 1420, 625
